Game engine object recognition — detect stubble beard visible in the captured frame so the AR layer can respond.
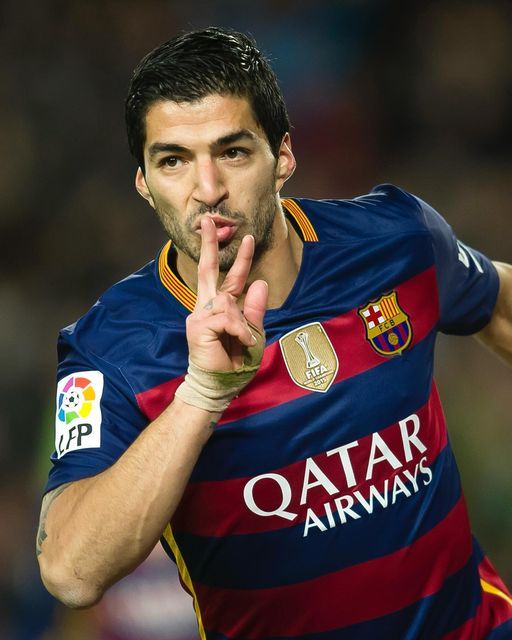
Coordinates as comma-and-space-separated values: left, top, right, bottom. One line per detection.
154, 183, 278, 272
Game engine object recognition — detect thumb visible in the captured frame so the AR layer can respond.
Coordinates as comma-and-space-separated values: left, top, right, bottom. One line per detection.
243, 280, 268, 332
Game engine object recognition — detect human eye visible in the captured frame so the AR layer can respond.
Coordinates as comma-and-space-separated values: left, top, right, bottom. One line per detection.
223, 147, 249, 161
159, 156, 183, 169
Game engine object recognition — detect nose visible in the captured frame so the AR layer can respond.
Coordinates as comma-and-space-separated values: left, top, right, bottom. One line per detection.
192, 158, 228, 209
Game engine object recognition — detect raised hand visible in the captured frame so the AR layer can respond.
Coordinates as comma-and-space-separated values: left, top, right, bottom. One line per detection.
175, 217, 268, 412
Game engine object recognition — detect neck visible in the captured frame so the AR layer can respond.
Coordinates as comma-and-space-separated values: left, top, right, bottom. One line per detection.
248, 213, 303, 309
176, 200, 303, 309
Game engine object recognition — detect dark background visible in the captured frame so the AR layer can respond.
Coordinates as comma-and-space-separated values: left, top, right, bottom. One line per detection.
1, 1, 511, 637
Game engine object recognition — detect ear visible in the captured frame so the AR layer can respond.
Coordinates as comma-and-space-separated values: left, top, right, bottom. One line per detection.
275, 133, 296, 193
135, 168, 155, 208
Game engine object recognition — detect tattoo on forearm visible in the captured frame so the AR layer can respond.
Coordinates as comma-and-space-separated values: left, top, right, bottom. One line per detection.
204, 299, 214, 310
36, 482, 72, 557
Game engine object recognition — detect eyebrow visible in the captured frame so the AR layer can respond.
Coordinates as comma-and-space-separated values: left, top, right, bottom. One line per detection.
214, 129, 257, 148
147, 129, 257, 159
148, 142, 188, 159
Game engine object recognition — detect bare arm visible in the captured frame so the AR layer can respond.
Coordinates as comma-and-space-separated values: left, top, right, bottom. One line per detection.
37, 218, 268, 608
37, 400, 217, 608
476, 261, 512, 366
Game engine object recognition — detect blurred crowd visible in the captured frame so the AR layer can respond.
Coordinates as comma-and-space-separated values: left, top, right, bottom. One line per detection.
1, 1, 511, 638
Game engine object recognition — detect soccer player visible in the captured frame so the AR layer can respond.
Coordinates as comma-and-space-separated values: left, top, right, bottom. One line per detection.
37, 27, 512, 638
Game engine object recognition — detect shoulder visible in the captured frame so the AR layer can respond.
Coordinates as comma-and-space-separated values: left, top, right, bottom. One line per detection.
289, 184, 428, 244
58, 256, 169, 368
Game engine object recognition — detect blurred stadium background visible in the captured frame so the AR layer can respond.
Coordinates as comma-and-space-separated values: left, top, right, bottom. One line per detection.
1, 1, 511, 637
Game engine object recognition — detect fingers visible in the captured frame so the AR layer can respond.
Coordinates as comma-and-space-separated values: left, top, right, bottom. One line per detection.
207, 312, 256, 348
219, 235, 255, 298
185, 290, 258, 371
194, 291, 256, 347
191, 223, 265, 374
196, 221, 255, 304
196, 217, 219, 307
243, 280, 268, 331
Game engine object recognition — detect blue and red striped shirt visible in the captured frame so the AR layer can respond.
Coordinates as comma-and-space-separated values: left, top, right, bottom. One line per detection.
47, 185, 512, 638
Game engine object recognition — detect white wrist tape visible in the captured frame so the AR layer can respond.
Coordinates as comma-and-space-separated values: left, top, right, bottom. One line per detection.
175, 322, 265, 412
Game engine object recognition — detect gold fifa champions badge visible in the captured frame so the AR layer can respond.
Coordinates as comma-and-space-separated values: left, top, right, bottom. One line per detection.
279, 322, 339, 393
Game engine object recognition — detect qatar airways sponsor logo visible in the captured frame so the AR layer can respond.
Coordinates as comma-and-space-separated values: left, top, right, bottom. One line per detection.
243, 413, 433, 537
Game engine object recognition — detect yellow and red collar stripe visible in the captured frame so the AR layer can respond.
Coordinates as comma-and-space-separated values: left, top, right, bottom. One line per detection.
281, 198, 318, 242
158, 241, 197, 311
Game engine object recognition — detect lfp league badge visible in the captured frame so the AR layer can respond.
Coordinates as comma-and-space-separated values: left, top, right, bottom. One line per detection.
55, 370, 104, 458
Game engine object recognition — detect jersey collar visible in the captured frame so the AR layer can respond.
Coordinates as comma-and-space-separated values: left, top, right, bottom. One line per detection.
158, 198, 318, 312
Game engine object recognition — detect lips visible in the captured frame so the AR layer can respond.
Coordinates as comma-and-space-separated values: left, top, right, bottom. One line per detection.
194, 215, 238, 243
215, 224, 237, 243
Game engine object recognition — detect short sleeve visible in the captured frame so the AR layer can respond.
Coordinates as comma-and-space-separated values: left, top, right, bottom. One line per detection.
415, 196, 499, 335
45, 325, 148, 493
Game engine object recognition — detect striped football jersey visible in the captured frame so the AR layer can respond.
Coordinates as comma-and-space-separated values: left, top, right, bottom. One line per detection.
47, 185, 512, 638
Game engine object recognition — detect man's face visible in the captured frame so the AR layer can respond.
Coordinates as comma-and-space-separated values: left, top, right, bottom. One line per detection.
136, 94, 293, 271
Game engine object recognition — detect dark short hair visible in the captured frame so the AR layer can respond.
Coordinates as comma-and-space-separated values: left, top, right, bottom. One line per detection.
125, 27, 290, 169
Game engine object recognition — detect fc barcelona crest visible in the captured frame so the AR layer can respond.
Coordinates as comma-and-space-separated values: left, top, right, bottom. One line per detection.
358, 292, 412, 356
280, 322, 339, 393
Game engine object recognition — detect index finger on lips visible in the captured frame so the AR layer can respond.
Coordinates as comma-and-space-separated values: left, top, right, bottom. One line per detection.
196, 217, 219, 307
